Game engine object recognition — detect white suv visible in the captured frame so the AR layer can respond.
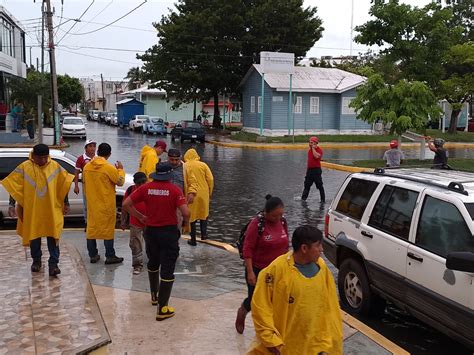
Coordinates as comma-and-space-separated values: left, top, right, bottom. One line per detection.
0, 148, 133, 223
129, 115, 148, 132
324, 168, 474, 350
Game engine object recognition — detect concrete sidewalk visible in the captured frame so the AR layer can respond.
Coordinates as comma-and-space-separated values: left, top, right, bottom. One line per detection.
0, 229, 408, 354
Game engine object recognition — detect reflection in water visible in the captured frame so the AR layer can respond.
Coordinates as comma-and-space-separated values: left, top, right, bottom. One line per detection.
63, 123, 471, 354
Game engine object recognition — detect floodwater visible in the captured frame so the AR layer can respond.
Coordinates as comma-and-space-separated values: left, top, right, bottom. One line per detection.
54, 121, 474, 354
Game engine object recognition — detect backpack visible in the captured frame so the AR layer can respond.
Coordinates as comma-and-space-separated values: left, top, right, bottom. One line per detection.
236, 211, 287, 259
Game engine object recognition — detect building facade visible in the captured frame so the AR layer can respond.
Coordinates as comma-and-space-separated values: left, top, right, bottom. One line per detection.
80, 78, 128, 113
0, 6, 26, 107
239, 64, 371, 136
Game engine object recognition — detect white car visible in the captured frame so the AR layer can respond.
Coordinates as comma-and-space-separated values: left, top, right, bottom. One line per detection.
324, 168, 474, 350
0, 148, 133, 223
110, 114, 118, 126
62, 117, 87, 139
129, 115, 149, 132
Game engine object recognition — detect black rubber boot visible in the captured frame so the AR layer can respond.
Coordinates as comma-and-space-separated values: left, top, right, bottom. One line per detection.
319, 188, 326, 203
200, 219, 208, 240
188, 222, 197, 246
148, 270, 159, 306
156, 280, 175, 321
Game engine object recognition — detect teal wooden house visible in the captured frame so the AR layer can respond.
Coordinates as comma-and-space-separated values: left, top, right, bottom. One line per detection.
239, 65, 370, 136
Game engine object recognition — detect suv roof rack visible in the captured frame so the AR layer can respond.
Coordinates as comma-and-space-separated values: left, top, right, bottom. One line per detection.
370, 167, 470, 196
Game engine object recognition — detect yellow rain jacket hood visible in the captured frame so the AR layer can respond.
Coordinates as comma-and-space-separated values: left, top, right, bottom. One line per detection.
183, 148, 214, 223
138, 145, 159, 181
249, 252, 343, 355
1, 154, 73, 245
84, 156, 125, 240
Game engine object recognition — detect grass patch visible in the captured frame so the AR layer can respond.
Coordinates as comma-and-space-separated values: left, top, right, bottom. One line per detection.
352, 158, 474, 172
413, 129, 474, 142
230, 131, 404, 143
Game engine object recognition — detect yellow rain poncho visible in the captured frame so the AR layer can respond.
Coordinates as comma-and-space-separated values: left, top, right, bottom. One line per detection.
84, 156, 125, 240
183, 148, 214, 222
138, 145, 159, 180
249, 252, 343, 355
1, 155, 73, 246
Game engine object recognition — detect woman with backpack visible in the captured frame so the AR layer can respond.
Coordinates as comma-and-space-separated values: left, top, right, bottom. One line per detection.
235, 195, 289, 334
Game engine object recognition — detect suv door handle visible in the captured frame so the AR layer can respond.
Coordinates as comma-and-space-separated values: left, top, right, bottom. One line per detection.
361, 231, 373, 238
407, 252, 423, 262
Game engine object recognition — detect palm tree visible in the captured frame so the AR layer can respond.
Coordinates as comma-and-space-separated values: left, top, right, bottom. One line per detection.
125, 67, 144, 90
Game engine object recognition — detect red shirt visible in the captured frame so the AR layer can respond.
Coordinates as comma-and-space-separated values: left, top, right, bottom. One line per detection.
124, 186, 146, 228
75, 154, 94, 171
131, 181, 186, 227
242, 216, 289, 269
307, 146, 323, 168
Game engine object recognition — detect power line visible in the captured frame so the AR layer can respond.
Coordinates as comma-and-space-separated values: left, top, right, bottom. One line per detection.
66, 1, 147, 36
55, 15, 155, 33
56, 47, 142, 65
75, 0, 114, 33
56, 0, 95, 45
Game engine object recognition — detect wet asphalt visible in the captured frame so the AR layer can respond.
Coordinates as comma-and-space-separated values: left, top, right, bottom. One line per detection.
3, 120, 472, 354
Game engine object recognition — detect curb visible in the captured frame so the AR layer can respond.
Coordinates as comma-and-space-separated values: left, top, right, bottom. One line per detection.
207, 139, 474, 150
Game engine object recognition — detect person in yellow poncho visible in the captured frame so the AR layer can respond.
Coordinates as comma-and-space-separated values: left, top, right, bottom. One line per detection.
249, 225, 343, 355
138, 140, 167, 181
84, 143, 126, 265
1, 144, 73, 277
183, 148, 214, 246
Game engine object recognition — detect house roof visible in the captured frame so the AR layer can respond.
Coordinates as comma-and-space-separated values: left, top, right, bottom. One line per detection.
115, 98, 145, 105
240, 64, 366, 93
121, 86, 166, 95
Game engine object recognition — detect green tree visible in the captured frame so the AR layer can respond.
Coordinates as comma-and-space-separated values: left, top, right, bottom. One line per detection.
350, 73, 441, 136
125, 66, 145, 90
356, 0, 471, 133
57, 74, 84, 108
139, 0, 323, 128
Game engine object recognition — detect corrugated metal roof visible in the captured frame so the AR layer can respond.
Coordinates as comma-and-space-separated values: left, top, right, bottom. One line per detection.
246, 64, 365, 93
115, 98, 144, 105
122, 86, 166, 95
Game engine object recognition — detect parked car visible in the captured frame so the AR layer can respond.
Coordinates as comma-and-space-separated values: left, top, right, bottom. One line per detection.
170, 120, 205, 143
0, 148, 133, 224
142, 117, 167, 135
60, 112, 76, 124
110, 114, 118, 126
129, 115, 149, 132
87, 110, 98, 121
61, 117, 87, 139
324, 168, 474, 350
104, 112, 116, 125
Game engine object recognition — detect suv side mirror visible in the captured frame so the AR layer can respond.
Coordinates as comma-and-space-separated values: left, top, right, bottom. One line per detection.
446, 252, 474, 273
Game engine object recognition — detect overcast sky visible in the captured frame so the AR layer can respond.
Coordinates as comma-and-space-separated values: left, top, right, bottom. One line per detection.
5, 0, 431, 81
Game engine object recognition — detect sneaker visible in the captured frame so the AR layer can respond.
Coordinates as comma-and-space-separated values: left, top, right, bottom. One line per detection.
90, 255, 100, 263
156, 305, 175, 321
187, 240, 197, 246
49, 266, 61, 277
105, 256, 124, 265
31, 261, 42, 272
133, 266, 142, 275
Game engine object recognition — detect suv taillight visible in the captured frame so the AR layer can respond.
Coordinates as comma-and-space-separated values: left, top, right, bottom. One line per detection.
324, 213, 329, 237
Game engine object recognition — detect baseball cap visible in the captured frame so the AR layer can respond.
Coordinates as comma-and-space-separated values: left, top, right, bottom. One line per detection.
84, 139, 97, 148
154, 140, 167, 152
389, 140, 398, 148
309, 136, 319, 143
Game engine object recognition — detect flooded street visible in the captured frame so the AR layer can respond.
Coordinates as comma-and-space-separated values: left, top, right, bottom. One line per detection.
30, 122, 474, 354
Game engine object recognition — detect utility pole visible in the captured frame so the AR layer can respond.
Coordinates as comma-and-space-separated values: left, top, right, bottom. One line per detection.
45, 0, 60, 145
100, 74, 106, 111
41, 1, 45, 73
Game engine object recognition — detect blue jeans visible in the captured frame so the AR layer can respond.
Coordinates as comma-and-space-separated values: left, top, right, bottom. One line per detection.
30, 237, 60, 266
87, 239, 115, 258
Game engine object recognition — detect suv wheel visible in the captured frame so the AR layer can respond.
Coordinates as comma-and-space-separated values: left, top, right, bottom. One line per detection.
338, 258, 382, 316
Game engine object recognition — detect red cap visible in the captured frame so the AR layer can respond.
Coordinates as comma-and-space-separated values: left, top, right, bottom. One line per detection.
309, 136, 319, 143
154, 140, 167, 152
390, 140, 398, 148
